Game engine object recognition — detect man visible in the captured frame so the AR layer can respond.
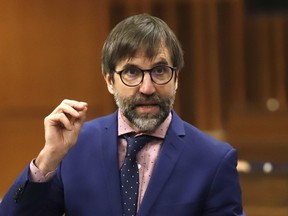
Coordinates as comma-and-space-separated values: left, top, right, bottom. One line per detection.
0, 14, 244, 215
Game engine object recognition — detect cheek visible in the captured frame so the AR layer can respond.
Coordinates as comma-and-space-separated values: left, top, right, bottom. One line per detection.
114, 84, 138, 98
157, 84, 177, 96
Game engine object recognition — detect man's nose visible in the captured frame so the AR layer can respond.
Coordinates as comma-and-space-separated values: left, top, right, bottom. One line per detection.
139, 72, 156, 95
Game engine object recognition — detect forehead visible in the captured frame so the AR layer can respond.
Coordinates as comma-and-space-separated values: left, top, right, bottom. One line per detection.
117, 45, 172, 68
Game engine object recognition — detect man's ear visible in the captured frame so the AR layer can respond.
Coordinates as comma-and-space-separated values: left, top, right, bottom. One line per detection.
174, 70, 179, 90
104, 74, 114, 94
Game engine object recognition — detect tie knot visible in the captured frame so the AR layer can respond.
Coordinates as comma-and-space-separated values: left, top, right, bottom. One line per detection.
124, 135, 153, 159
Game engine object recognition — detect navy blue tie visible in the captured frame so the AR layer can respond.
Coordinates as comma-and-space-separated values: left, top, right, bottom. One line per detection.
120, 135, 153, 216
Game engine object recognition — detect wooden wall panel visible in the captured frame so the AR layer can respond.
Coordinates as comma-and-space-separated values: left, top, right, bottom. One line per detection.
240, 173, 288, 216
0, 0, 113, 113
218, 0, 246, 114
0, 0, 112, 197
190, 1, 213, 130
227, 13, 288, 159
271, 17, 287, 110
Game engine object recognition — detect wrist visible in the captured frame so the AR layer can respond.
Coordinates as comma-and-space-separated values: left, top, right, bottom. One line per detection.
35, 147, 65, 174
30, 159, 57, 182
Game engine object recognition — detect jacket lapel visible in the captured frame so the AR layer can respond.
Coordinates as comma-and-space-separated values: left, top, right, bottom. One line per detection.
100, 112, 123, 215
138, 111, 186, 216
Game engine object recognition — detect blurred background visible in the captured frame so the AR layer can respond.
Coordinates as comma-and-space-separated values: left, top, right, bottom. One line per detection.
0, 0, 287, 215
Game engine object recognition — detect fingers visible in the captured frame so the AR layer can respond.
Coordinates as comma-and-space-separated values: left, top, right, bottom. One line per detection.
46, 99, 88, 130
52, 99, 88, 116
47, 112, 74, 130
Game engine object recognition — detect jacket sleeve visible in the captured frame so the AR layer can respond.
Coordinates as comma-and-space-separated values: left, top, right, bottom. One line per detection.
203, 148, 246, 216
0, 165, 64, 216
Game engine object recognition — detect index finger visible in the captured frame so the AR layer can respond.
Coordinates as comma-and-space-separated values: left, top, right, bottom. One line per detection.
52, 99, 88, 117
61, 99, 88, 111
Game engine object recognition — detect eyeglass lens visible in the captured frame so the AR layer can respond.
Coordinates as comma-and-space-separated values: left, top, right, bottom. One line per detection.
120, 65, 174, 86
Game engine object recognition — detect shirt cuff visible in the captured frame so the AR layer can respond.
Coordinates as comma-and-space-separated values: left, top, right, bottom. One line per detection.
29, 159, 57, 182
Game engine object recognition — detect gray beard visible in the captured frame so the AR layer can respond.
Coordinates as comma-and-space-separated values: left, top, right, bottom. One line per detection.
114, 91, 176, 132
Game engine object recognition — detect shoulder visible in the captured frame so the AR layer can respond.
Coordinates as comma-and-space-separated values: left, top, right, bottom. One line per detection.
171, 113, 239, 183
187, 122, 234, 157
61, 111, 118, 166
80, 111, 118, 135
171, 111, 235, 158
68, 111, 118, 151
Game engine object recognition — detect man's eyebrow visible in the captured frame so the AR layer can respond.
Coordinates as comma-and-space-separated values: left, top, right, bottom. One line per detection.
152, 59, 169, 67
121, 63, 138, 69
119, 59, 170, 70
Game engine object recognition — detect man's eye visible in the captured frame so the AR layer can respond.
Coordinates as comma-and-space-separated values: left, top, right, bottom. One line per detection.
124, 68, 140, 76
153, 66, 167, 74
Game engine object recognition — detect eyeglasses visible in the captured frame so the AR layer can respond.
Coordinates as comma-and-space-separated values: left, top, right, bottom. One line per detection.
114, 65, 176, 87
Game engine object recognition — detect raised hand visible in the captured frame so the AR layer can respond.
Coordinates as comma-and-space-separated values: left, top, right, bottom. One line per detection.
35, 99, 88, 174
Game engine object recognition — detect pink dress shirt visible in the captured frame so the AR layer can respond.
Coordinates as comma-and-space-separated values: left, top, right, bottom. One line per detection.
117, 112, 171, 206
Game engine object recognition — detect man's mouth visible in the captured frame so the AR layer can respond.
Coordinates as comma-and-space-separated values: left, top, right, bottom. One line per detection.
135, 103, 159, 113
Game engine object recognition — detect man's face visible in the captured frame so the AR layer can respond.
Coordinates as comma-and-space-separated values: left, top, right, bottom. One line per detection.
104, 45, 178, 132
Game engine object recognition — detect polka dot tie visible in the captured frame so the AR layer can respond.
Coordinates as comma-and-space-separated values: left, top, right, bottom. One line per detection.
120, 135, 153, 216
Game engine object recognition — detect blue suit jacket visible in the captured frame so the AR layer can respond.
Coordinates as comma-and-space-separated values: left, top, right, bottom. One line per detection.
0, 111, 244, 216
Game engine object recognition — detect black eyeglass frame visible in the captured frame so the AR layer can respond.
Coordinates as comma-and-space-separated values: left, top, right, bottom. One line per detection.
114, 65, 177, 87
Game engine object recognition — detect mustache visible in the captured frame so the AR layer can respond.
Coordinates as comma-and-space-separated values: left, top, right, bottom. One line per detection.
131, 93, 161, 105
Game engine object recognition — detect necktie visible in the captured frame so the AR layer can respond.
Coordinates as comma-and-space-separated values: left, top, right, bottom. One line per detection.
120, 135, 153, 216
